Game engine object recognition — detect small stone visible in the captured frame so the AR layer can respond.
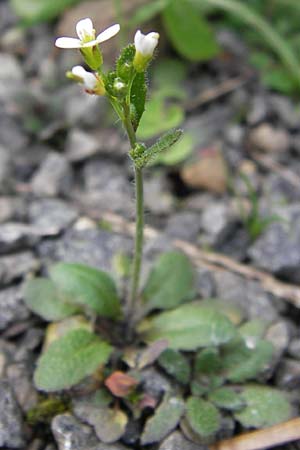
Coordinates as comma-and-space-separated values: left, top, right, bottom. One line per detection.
0, 114, 28, 153
38, 228, 132, 273
200, 202, 236, 247
0, 285, 29, 330
159, 431, 205, 450
213, 271, 278, 322
7, 362, 38, 411
248, 209, 300, 283
144, 172, 174, 215
0, 380, 25, 448
165, 211, 201, 242
265, 320, 291, 360
65, 129, 100, 162
31, 152, 73, 197
195, 269, 215, 299
181, 146, 228, 194
140, 368, 171, 400
0, 251, 39, 285
247, 94, 269, 125
248, 123, 290, 154
276, 358, 300, 389
288, 339, 300, 360
52, 413, 129, 450
269, 94, 300, 129
0, 144, 12, 191
0, 197, 27, 223
0, 223, 39, 254
224, 124, 244, 147
0, 53, 23, 82
28, 198, 78, 236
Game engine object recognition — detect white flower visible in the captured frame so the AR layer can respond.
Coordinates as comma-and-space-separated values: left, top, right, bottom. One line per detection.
71, 65, 98, 90
134, 30, 159, 58
55, 18, 120, 49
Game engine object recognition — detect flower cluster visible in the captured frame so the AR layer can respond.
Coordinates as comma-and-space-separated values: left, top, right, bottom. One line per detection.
56, 18, 159, 96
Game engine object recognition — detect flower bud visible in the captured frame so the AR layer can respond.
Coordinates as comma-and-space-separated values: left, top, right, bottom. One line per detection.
133, 30, 159, 72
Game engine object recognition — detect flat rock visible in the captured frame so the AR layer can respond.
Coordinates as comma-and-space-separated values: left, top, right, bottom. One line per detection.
0, 251, 39, 285
0, 197, 27, 223
0, 380, 25, 448
0, 222, 39, 254
159, 431, 207, 450
248, 206, 300, 283
65, 129, 100, 162
52, 414, 129, 450
276, 358, 300, 389
38, 228, 132, 273
213, 271, 279, 322
200, 201, 236, 247
165, 211, 201, 242
0, 285, 29, 330
30, 152, 73, 197
28, 198, 78, 236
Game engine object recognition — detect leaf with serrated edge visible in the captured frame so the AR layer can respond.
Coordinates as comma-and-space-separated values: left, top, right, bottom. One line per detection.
185, 397, 221, 438
142, 250, 194, 310
50, 263, 121, 319
235, 384, 293, 428
141, 395, 185, 444
139, 302, 237, 350
24, 278, 80, 321
136, 129, 183, 168
34, 329, 112, 391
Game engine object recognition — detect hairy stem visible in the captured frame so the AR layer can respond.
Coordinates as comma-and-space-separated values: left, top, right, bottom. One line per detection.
123, 103, 144, 330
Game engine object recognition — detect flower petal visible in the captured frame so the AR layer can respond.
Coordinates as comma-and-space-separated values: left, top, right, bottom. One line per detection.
134, 30, 159, 57
80, 39, 100, 48
71, 65, 97, 90
76, 18, 94, 40
55, 37, 82, 49
71, 65, 87, 78
96, 23, 120, 43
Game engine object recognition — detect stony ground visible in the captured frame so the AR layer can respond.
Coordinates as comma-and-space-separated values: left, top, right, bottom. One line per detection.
1, 1, 300, 449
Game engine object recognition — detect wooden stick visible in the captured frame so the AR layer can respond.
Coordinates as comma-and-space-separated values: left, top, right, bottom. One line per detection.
100, 211, 300, 308
210, 417, 300, 450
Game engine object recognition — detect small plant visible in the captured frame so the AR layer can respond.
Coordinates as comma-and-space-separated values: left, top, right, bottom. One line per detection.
24, 18, 293, 445
237, 173, 282, 240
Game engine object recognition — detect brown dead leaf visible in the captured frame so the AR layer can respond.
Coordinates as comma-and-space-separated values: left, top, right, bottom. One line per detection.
105, 370, 139, 397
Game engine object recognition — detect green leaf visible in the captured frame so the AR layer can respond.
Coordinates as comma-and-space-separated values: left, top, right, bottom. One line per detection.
185, 397, 221, 438
23, 278, 80, 321
194, 348, 223, 375
222, 339, 273, 382
137, 94, 184, 139
129, 0, 171, 26
130, 72, 147, 131
153, 58, 188, 88
116, 45, 135, 76
162, 0, 219, 61
208, 387, 245, 411
158, 349, 191, 384
135, 129, 184, 168
34, 329, 112, 391
202, 0, 300, 92
139, 303, 237, 350
235, 384, 293, 428
141, 395, 185, 444
151, 132, 193, 166
142, 251, 195, 311
50, 263, 121, 319
11, 0, 81, 24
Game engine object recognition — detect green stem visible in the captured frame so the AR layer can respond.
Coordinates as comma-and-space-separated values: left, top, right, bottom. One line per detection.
122, 103, 144, 326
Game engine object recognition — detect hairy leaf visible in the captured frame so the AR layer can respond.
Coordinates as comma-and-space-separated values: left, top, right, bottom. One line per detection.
139, 303, 237, 350
50, 263, 121, 319
235, 384, 293, 428
130, 72, 147, 131
141, 395, 185, 444
185, 397, 221, 438
208, 387, 245, 411
158, 349, 191, 384
34, 329, 112, 391
142, 250, 194, 310
24, 278, 79, 321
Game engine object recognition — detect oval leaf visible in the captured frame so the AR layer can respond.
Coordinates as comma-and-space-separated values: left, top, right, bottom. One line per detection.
34, 329, 112, 391
142, 251, 195, 311
185, 397, 221, 438
234, 384, 293, 428
50, 263, 121, 319
158, 349, 191, 385
141, 395, 185, 444
24, 278, 80, 321
162, 0, 219, 61
139, 303, 237, 350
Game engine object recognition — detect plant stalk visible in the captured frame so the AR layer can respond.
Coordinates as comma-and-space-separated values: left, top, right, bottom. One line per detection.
123, 103, 144, 328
